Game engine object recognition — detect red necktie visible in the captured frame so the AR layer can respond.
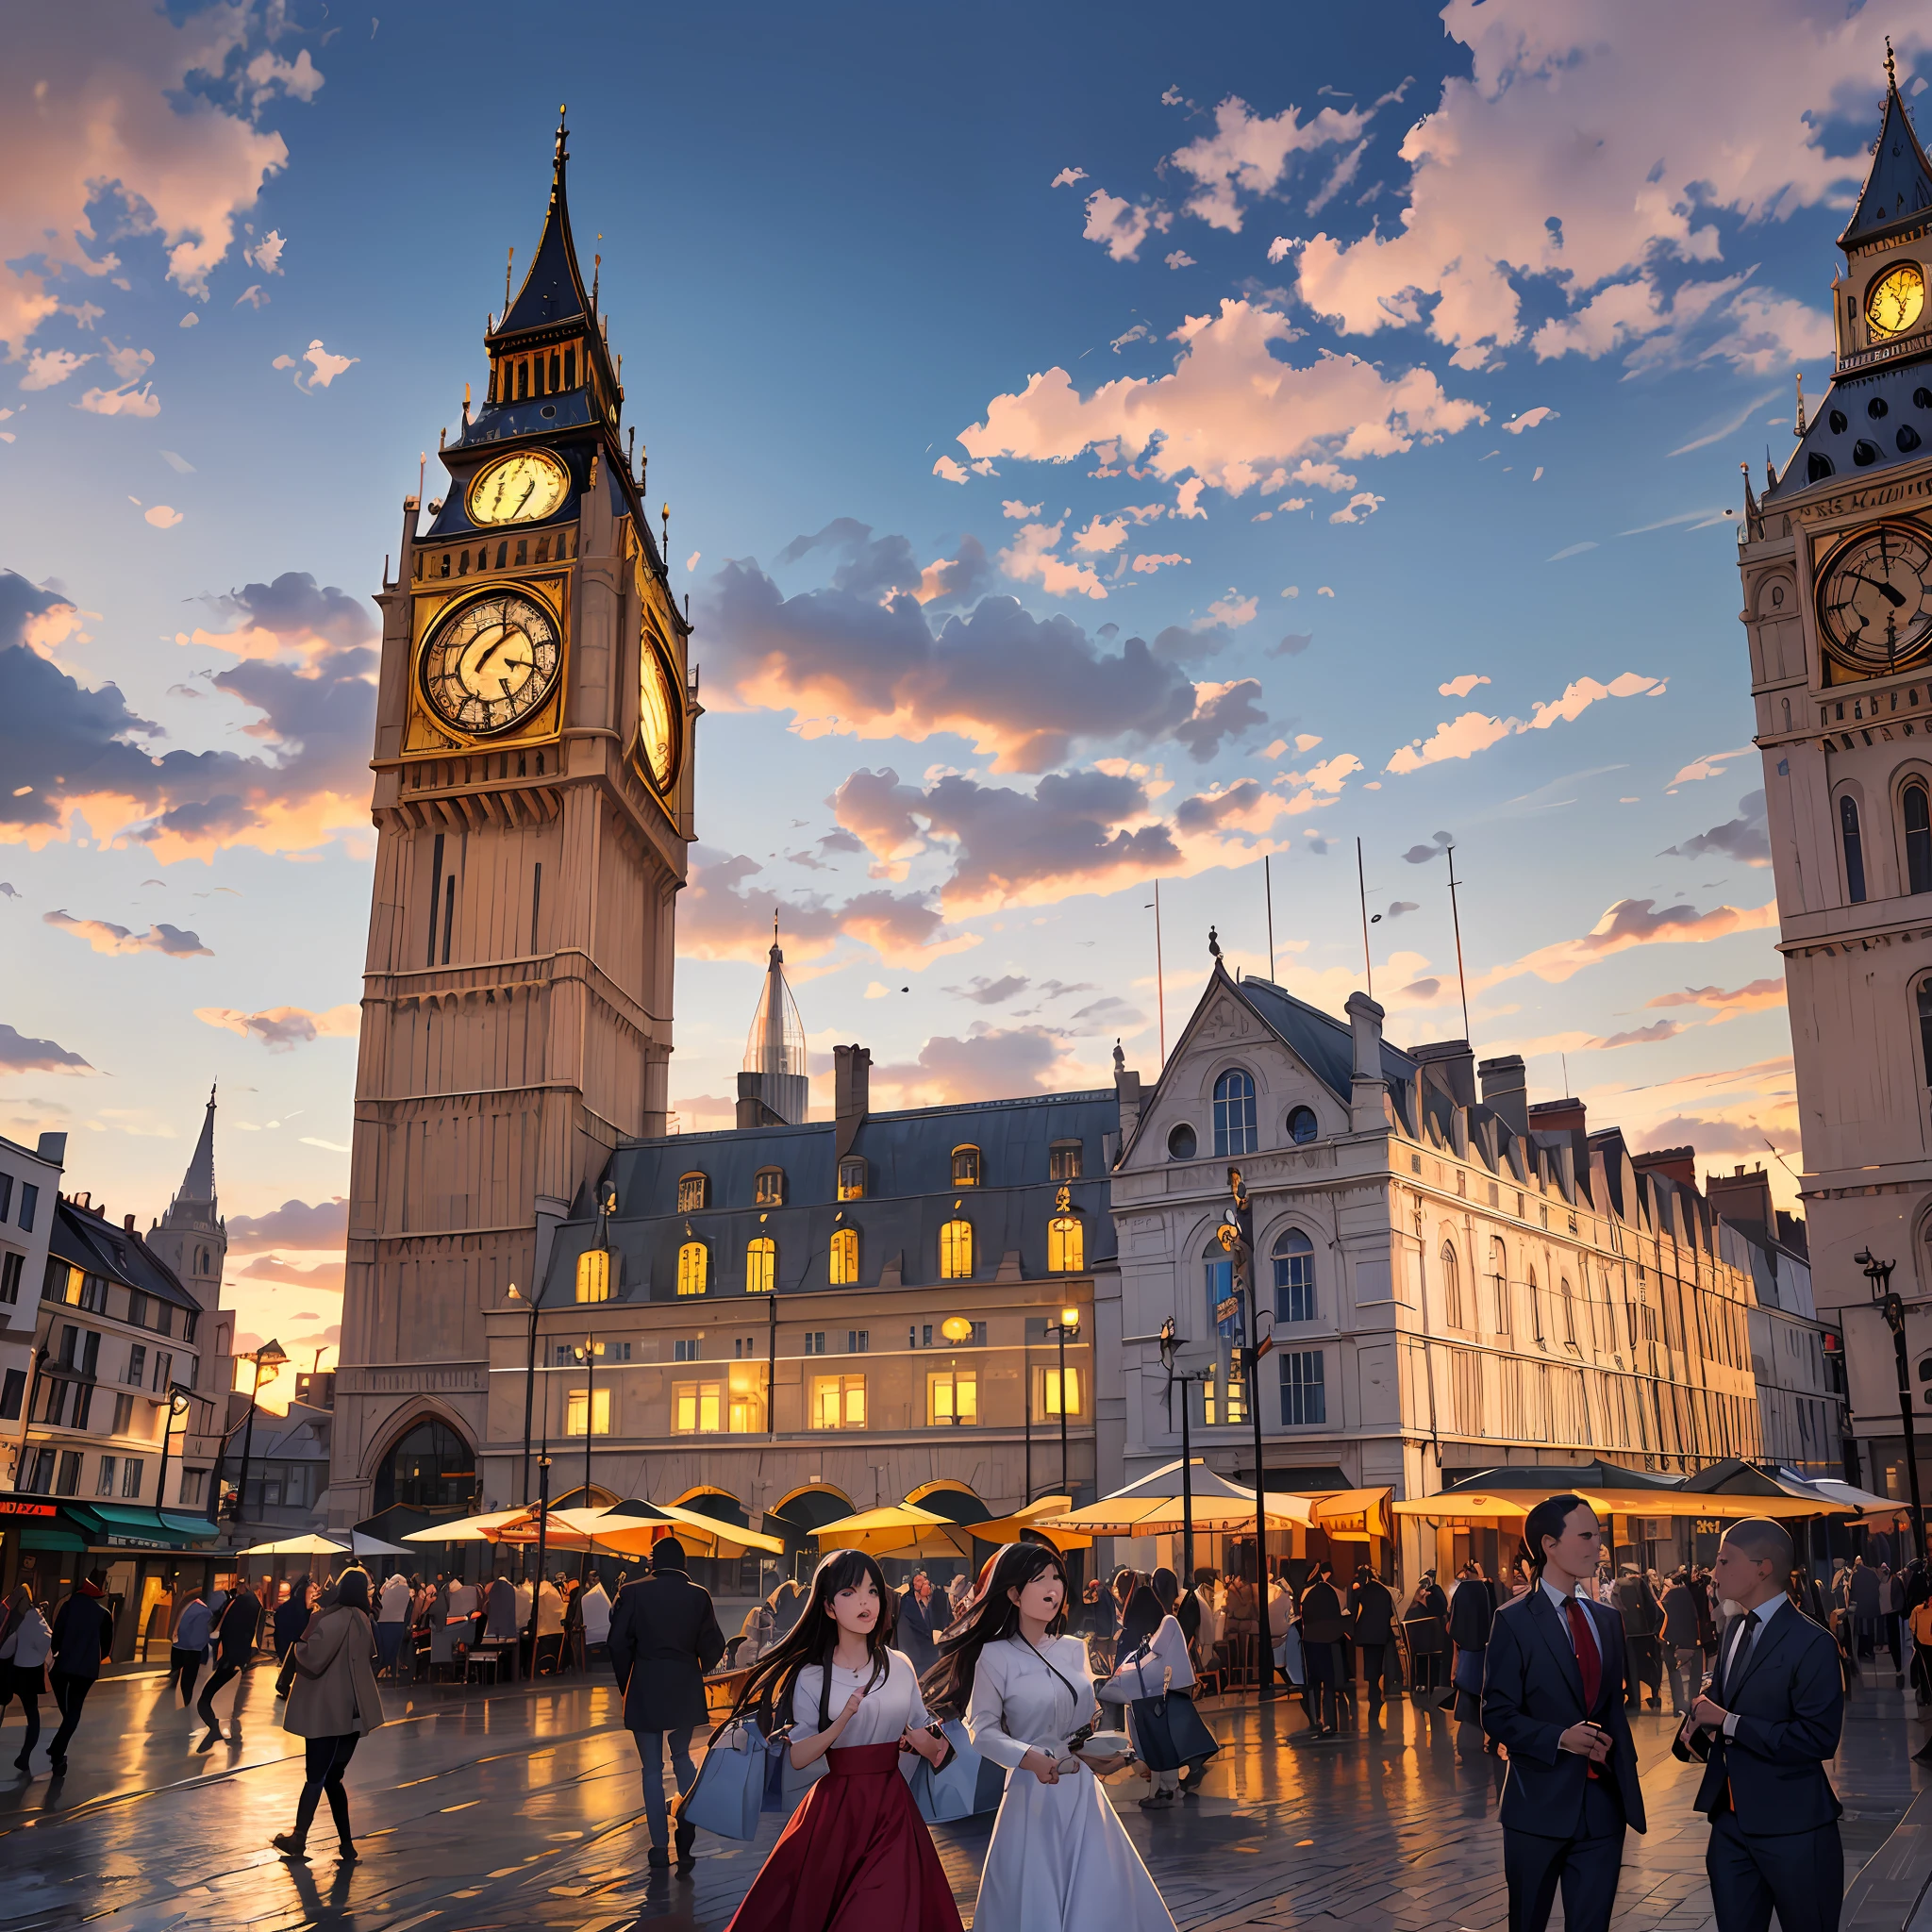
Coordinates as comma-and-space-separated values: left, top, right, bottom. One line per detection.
1565, 1597, 1602, 1779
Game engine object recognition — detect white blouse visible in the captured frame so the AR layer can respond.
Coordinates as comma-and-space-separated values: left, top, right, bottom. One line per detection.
966, 1634, 1099, 1772
1098, 1614, 1195, 1699
791, 1648, 930, 1749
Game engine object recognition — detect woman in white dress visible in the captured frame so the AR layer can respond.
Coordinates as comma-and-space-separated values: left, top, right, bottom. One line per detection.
1098, 1575, 1208, 1807
925, 1542, 1178, 1932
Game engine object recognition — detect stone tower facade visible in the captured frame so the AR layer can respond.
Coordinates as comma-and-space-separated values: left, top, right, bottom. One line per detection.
147, 1085, 226, 1312
1744, 53, 1932, 1500
330, 116, 697, 1525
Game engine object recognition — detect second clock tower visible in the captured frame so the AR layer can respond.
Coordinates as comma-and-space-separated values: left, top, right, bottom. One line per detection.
331, 115, 696, 1526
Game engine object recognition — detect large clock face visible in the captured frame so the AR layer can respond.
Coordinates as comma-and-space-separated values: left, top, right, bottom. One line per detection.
638, 628, 679, 792
1816, 520, 1932, 675
467, 450, 570, 526
421, 591, 563, 737
1866, 262, 1925, 341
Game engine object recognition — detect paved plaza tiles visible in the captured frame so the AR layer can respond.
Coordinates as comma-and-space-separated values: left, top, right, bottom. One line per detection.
0, 1666, 1926, 1932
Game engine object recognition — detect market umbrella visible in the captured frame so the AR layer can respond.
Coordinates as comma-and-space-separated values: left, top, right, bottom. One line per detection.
400, 1507, 539, 1545
238, 1530, 411, 1558
575, 1501, 784, 1559
811, 1503, 978, 1560
969, 1494, 1094, 1552
1032, 1457, 1314, 1537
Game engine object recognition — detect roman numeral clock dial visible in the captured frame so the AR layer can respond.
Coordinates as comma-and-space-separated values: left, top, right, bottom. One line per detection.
1816, 520, 1932, 676
420, 591, 562, 737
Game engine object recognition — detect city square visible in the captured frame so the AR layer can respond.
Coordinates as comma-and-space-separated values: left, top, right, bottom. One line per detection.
6, 2, 1932, 1927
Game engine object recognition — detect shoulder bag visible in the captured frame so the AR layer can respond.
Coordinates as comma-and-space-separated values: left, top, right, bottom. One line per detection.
1128, 1647, 1220, 1773
675, 1715, 767, 1840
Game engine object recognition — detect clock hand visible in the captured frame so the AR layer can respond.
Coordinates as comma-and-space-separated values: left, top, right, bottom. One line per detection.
1841, 571, 1907, 607
515, 479, 535, 517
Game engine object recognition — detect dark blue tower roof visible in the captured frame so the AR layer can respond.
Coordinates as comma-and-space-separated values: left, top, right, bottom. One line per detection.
1840, 66, 1932, 250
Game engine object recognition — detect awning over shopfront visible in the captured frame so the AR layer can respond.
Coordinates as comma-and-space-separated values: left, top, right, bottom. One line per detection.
1035, 1458, 1315, 1538
1308, 1489, 1393, 1541
1391, 1462, 1867, 1527
64, 1504, 216, 1550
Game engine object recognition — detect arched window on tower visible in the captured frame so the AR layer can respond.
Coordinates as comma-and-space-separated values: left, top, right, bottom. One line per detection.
1213, 1069, 1257, 1156
745, 1237, 775, 1295
1906, 782, 1932, 894
1841, 794, 1868, 902
1274, 1229, 1315, 1323
950, 1145, 982, 1187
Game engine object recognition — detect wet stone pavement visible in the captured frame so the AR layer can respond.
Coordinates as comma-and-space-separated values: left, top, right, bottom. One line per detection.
0, 1663, 1926, 1932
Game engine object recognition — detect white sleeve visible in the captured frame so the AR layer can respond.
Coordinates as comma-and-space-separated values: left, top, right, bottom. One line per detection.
965, 1643, 1030, 1771
790, 1665, 827, 1741
895, 1652, 931, 1729
1154, 1616, 1195, 1690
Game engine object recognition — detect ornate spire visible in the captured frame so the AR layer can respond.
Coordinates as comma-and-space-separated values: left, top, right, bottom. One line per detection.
740, 918, 809, 1125
1840, 46, 1932, 250
492, 104, 592, 341
162, 1084, 221, 1231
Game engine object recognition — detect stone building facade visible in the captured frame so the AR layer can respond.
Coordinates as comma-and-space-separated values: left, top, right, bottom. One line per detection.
1741, 57, 1932, 1504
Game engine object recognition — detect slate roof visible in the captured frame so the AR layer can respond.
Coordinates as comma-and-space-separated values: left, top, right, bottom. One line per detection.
541, 1091, 1121, 1306
1764, 356, 1932, 501
1840, 77, 1932, 249
1232, 975, 1418, 1105
51, 1198, 200, 1313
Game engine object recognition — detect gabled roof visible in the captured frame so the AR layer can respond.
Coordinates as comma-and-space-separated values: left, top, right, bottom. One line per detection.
1231, 973, 1417, 1104
1840, 68, 1932, 250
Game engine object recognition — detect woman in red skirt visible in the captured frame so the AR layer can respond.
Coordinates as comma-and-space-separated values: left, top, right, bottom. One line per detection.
719, 1549, 960, 1932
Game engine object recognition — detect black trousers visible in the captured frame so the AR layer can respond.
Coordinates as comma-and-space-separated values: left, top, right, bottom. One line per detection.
293, 1732, 360, 1845
166, 1646, 204, 1706
1357, 1642, 1393, 1705
48, 1672, 93, 1764
1504, 1780, 1625, 1932
2, 1675, 40, 1759
197, 1659, 242, 1727
1706, 1809, 1842, 1932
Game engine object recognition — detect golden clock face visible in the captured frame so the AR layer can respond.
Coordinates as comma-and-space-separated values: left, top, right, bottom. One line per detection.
1816, 520, 1932, 675
1866, 262, 1925, 340
421, 591, 563, 737
638, 629, 679, 792
467, 450, 570, 526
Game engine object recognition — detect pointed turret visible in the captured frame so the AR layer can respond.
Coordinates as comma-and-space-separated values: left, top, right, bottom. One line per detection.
1840, 43, 1932, 250
169, 1084, 220, 1226
149, 1083, 226, 1310
737, 919, 809, 1126
497, 108, 594, 338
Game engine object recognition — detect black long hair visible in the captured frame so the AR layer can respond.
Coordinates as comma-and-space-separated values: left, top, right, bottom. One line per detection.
1117, 1582, 1163, 1656
922, 1542, 1069, 1719
722, 1549, 894, 1737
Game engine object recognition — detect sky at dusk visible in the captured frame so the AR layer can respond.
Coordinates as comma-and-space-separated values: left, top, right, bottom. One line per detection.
3, 0, 1915, 1370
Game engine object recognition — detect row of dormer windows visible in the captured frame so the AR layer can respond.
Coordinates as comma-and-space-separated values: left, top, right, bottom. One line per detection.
673, 1140, 1084, 1214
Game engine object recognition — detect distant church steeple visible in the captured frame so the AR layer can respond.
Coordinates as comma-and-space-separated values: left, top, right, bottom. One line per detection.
738, 918, 809, 1127
150, 1084, 226, 1310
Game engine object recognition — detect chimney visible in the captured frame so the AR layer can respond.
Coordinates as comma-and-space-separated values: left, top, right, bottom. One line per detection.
1113, 1041, 1143, 1150
1476, 1054, 1528, 1137
834, 1043, 872, 1160
1707, 1161, 1774, 1230
1526, 1096, 1587, 1138
123, 1212, 137, 1231
36, 1131, 66, 1166
1410, 1039, 1476, 1110
71, 1191, 90, 1210
1345, 991, 1390, 1132
1632, 1144, 1697, 1192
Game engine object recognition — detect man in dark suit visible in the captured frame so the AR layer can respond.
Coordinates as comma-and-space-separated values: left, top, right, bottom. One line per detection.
1681, 1518, 1844, 1932
1347, 1567, 1396, 1721
1483, 1494, 1647, 1932
47, 1568, 117, 1776
608, 1538, 725, 1874
896, 1571, 938, 1674
1449, 1559, 1495, 1724
196, 1575, 261, 1747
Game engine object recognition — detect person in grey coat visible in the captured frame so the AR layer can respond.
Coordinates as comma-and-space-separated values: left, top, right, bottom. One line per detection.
273, 1570, 387, 1863
607, 1539, 725, 1873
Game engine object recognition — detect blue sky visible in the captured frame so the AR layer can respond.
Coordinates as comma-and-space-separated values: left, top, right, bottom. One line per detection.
2, 0, 1917, 1357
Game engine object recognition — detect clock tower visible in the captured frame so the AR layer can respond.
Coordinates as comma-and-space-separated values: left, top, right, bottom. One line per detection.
330, 114, 696, 1527
1743, 49, 1932, 1507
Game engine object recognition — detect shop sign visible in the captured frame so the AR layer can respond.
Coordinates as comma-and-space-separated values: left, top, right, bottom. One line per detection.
102, 1534, 173, 1550
0, 1499, 58, 1518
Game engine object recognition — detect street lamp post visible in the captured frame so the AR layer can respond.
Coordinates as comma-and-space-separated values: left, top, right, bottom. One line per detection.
1857, 1248, 1927, 1563
1219, 1167, 1274, 1707
571, 1334, 604, 1582
1158, 1319, 1199, 1588
1045, 1307, 1081, 1500
230, 1339, 288, 1526
154, 1387, 192, 1520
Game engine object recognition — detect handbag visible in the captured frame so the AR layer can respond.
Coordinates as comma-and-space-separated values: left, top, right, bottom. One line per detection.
1128, 1652, 1219, 1773
1274, 1624, 1304, 1686
675, 1716, 768, 1840
910, 1717, 995, 1822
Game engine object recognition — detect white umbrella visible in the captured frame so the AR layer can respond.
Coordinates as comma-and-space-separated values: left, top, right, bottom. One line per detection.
238, 1530, 411, 1558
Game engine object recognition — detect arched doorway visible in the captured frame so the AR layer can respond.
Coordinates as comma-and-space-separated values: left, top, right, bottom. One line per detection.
372, 1419, 475, 1515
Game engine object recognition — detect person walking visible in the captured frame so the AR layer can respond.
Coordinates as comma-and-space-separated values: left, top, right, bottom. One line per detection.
1848, 1555, 1880, 1661
197, 1575, 262, 1746
1881, 1564, 1906, 1682
896, 1570, 938, 1674
273, 1575, 313, 1662
0, 1584, 51, 1772
1405, 1573, 1448, 1697
375, 1570, 412, 1678
1680, 1519, 1845, 1931
47, 1568, 117, 1776
1661, 1571, 1704, 1718
1448, 1559, 1494, 1725
1613, 1564, 1663, 1711
1482, 1495, 1646, 1932
1348, 1567, 1397, 1722
607, 1538, 724, 1873
1299, 1562, 1348, 1736
1101, 1574, 1205, 1808
272, 1569, 387, 1863
166, 1587, 213, 1709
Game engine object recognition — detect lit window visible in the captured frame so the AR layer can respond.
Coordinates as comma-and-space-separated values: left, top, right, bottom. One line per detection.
927, 1369, 978, 1426
677, 1173, 709, 1213
951, 1145, 982, 1187
745, 1237, 775, 1294
1049, 1141, 1083, 1181
673, 1381, 722, 1434
838, 1158, 866, 1201
755, 1168, 785, 1208
566, 1388, 611, 1436
940, 1219, 974, 1280
829, 1227, 859, 1285
811, 1374, 866, 1429
1273, 1229, 1316, 1323
1047, 1215, 1085, 1273
1279, 1350, 1326, 1425
677, 1241, 708, 1296
1202, 1366, 1247, 1425
1041, 1367, 1081, 1416
1212, 1070, 1257, 1157
575, 1248, 611, 1303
